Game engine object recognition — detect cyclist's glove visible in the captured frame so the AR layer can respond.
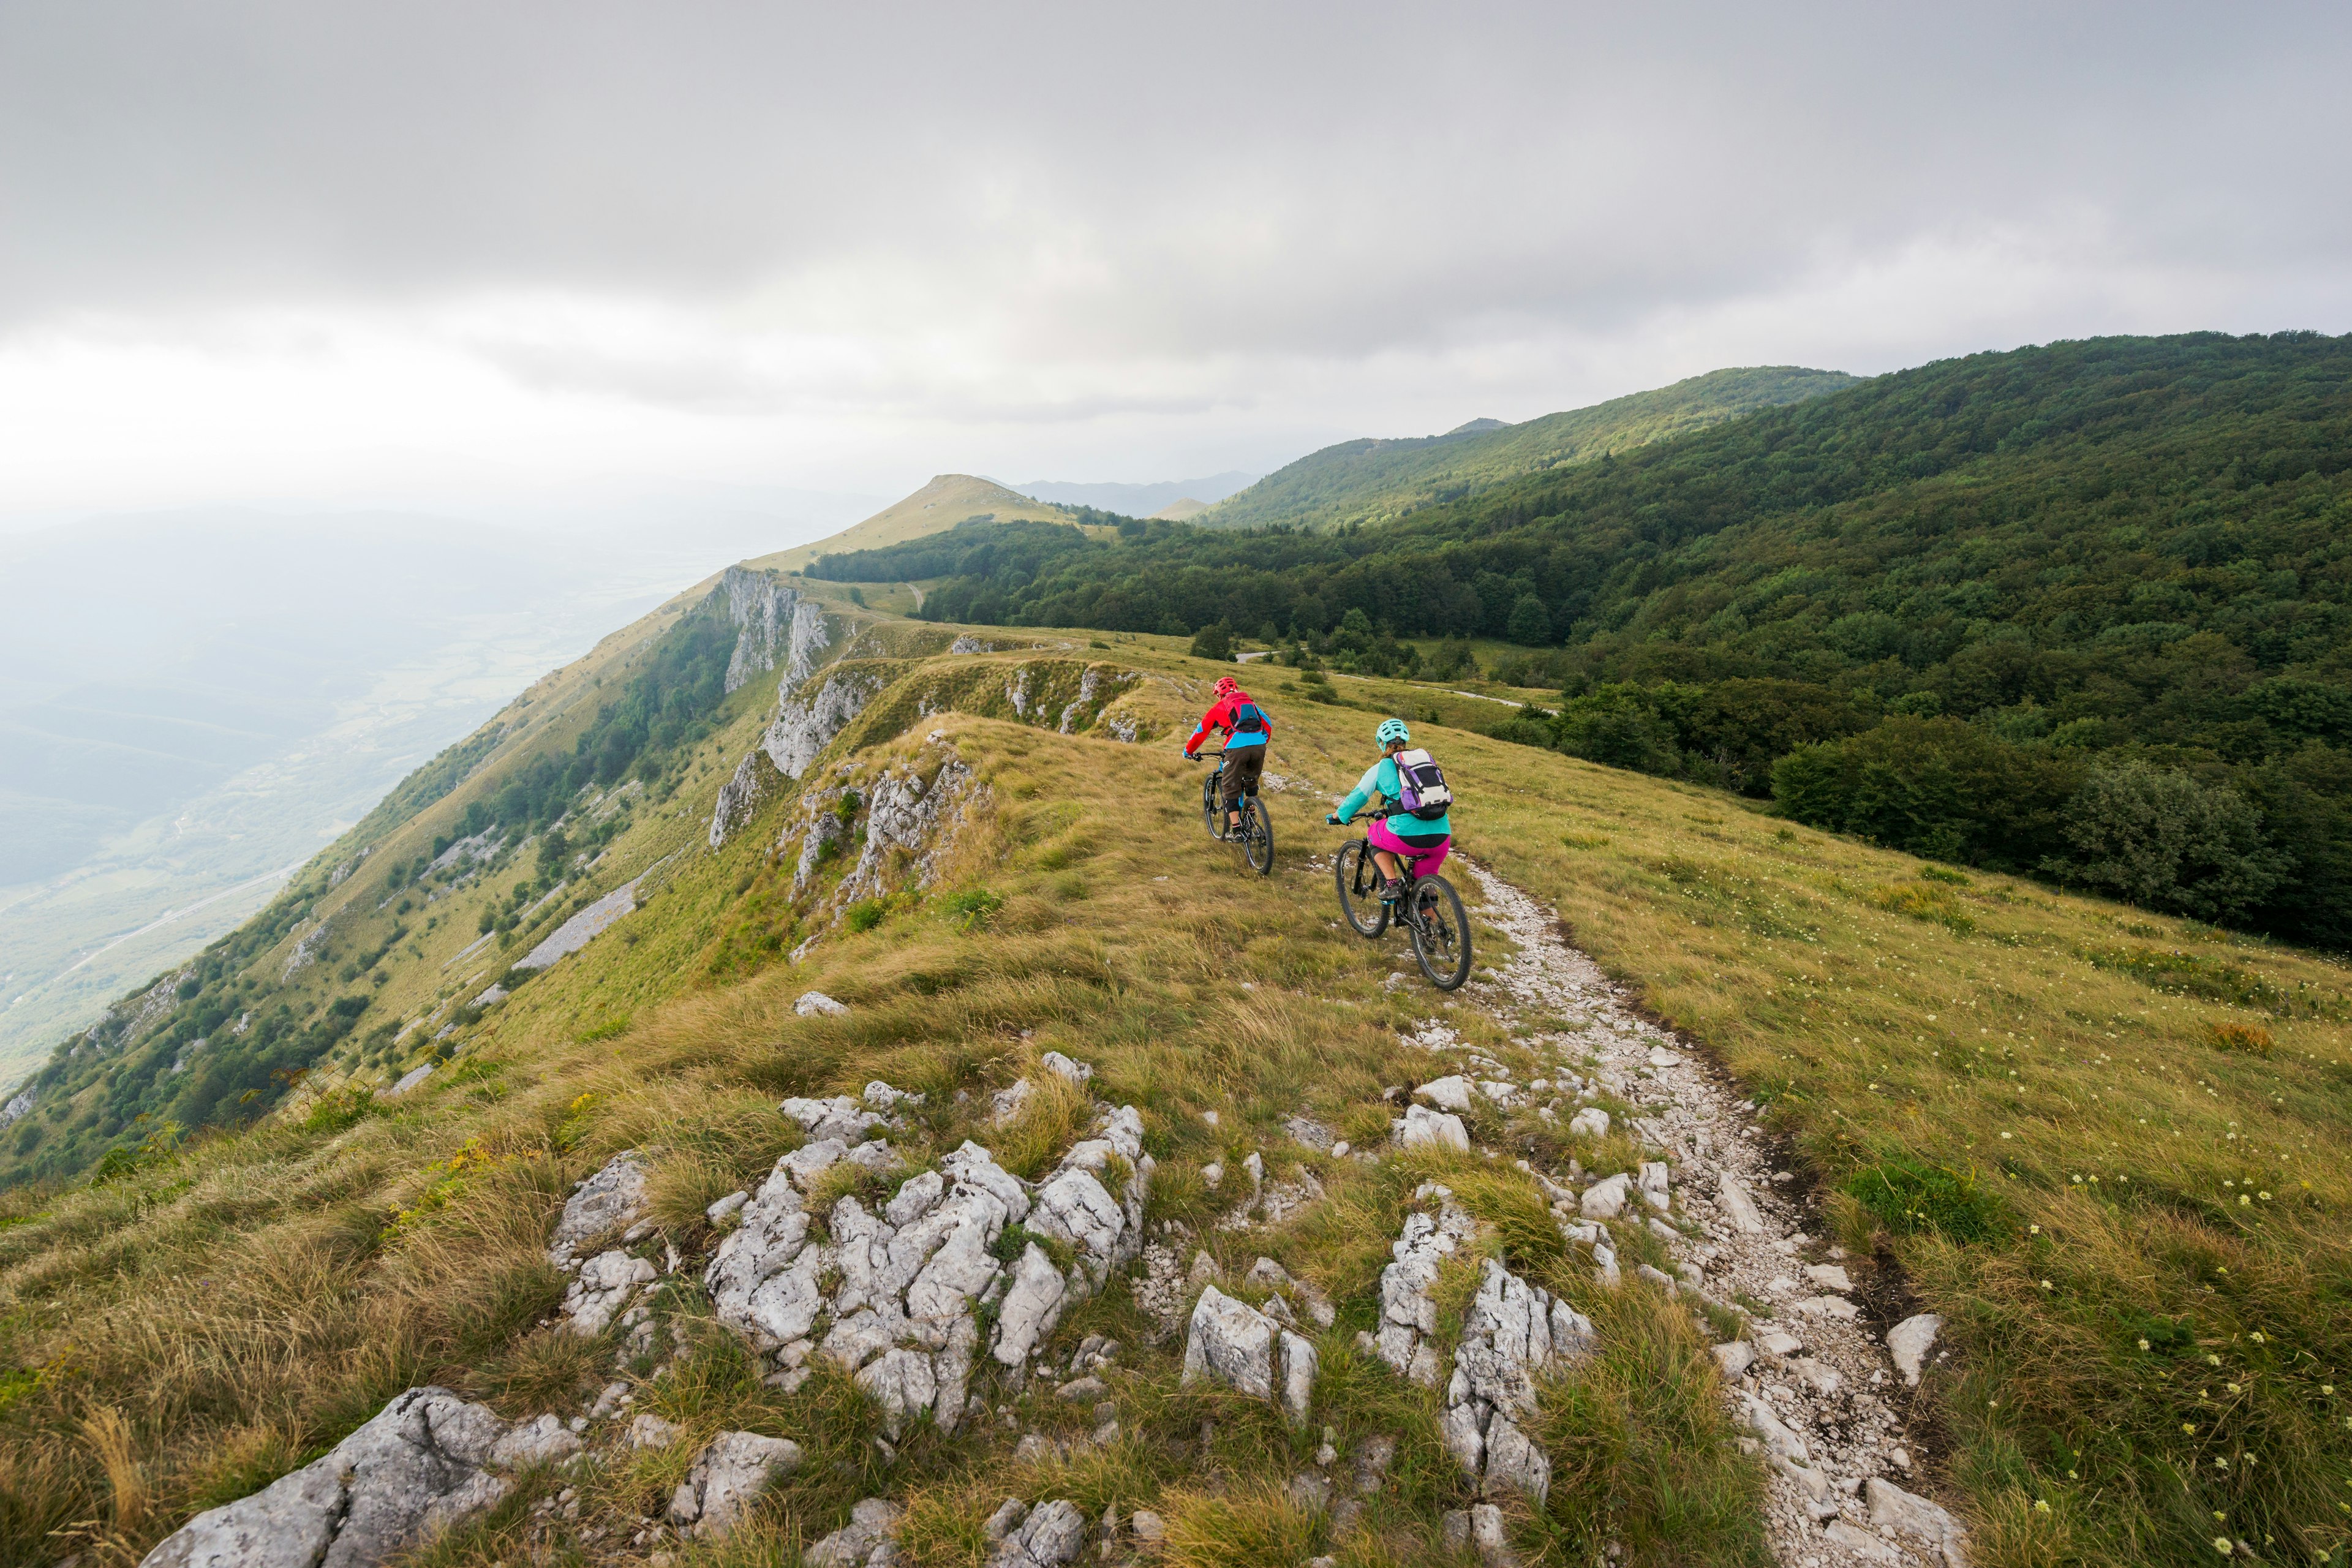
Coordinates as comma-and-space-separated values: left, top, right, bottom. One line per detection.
1325, 813, 1343, 825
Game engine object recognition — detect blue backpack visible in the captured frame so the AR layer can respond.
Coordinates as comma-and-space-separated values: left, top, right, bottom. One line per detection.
1228, 699, 1270, 739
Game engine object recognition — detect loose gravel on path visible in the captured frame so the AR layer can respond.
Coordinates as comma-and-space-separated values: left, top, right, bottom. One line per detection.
1445, 858, 1964, 1568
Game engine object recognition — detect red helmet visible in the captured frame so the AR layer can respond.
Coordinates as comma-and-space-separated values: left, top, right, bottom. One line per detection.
1214, 675, 1240, 698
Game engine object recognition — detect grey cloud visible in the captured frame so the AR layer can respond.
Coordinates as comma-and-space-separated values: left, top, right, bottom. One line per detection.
3, 0, 2347, 364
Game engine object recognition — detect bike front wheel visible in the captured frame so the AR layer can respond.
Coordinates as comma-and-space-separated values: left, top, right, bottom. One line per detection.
1334, 840, 1388, 937
1409, 875, 1473, 990
1202, 771, 1224, 839
1242, 798, 1275, 876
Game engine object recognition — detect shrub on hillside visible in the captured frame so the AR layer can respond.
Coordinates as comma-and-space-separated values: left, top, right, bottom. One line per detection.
1771, 717, 2084, 869
1188, 620, 1235, 661
2051, 758, 2290, 924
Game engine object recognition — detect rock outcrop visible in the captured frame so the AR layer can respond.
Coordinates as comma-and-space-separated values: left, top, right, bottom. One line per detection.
1441, 1257, 1593, 1506
835, 757, 982, 906
1181, 1285, 1318, 1423
715, 567, 829, 695
805, 1496, 906, 1566
139, 1388, 527, 1568
764, 666, 885, 780
709, 750, 783, 848
667, 1429, 802, 1539
1374, 1184, 1481, 1388
984, 1499, 1088, 1566
549, 1151, 650, 1267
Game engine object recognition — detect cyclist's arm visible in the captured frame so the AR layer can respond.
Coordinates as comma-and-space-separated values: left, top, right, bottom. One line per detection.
1182, 709, 1219, 757
1332, 760, 1387, 823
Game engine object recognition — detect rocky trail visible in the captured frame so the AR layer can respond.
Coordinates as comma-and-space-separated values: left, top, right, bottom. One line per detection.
1435, 859, 1969, 1568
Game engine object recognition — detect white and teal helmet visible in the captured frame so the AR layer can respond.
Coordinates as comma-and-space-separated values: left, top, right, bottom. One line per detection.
1376, 717, 1411, 746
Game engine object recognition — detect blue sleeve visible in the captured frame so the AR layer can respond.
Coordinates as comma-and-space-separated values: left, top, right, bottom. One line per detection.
1335, 759, 1390, 821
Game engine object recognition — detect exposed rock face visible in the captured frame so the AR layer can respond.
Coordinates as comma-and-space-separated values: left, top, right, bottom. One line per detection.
1866, 1477, 1969, 1567
805, 1496, 906, 1566
548, 1151, 657, 1333
1376, 1184, 1480, 1389
666, 1429, 802, 1539
835, 758, 982, 905
709, 750, 783, 848
1415, 1075, 1475, 1112
1441, 1257, 1593, 1506
138, 1387, 516, 1568
715, 567, 829, 695
564, 1250, 657, 1336
549, 1152, 650, 1267
1026, 1104, 1152, 1291
1181, 1285, 1318, 1423
984, 1499, 1088, 1566
706, 1130, 1066, 1434
511, 873, 652, 972
764, 667, 884, 780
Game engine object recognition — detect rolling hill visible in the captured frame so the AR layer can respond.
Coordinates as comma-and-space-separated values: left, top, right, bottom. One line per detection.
750, 474, 1076, 575
865, 333, 2352, 949
1193, 365, 1861, 532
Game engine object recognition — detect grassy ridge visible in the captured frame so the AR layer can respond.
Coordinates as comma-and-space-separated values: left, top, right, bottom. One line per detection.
0, 673, 1765, 1567
0, 616, 2345, 1567
1197, 366, 1859, 532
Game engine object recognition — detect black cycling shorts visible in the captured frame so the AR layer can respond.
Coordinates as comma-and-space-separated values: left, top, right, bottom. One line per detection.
1219, 747, 1265, 808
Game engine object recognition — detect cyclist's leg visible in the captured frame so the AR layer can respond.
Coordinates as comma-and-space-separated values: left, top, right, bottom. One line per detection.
1222, 748, 1262, 831
1366, 820, 1412, 897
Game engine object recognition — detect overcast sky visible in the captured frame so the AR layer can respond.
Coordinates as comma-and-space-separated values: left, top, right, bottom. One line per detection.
2, 1, 2346, 529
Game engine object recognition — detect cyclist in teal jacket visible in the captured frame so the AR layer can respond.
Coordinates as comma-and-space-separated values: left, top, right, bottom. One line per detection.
1327, 717, 1451, 900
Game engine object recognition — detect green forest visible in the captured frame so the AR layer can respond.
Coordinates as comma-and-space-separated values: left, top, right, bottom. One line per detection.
815, 333, 2352, 946
1194, 363, 1859, 531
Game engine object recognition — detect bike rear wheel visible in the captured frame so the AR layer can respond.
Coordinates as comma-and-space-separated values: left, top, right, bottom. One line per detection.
1242, 797, 1274, 876
1409, 875, 1472, 990
1334, 840, 1388, 937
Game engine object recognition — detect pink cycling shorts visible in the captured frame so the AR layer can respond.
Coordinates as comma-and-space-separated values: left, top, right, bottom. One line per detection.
1368, 816, 1450, 876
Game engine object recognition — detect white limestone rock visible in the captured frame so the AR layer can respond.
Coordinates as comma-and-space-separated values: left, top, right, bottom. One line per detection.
1182, 1286, 1317, 1423
1866, 1477, 1969, 1567
763, 666, 880, 780
986, 1498, 1088, 1567
1566, 1107, 1610, 1140
804, 1497, 907, 1567
548, 1151, 650, 1267
796, 990, 852, 1017
1887, 1312, 1943, 1387
992, 1243, 1069, 1367
1396, 1104, 1470, 1152
1415, 1075, 1475, 1113
562, 1250, 657, 1336
667, 1430, 802, 1539
1439, 1256, 1593, 1506
489, 1414, 581, 1468
1716, 1174, 1765, 1234
1040, 1051, 1094, 1085
1375, 1185, 1479, 1388
710, 751, 782, 849
1579, 1173, 1632, 1220
138, 1387, 513, 1568
780, 1093, 888, 1144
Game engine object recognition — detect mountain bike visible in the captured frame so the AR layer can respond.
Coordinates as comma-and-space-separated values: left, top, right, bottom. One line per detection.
1196, 750, 1274, 876
1330, 823, 1472, 990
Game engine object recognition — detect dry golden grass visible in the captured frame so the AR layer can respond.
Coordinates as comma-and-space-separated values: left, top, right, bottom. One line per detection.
17, 621, 2341, 1567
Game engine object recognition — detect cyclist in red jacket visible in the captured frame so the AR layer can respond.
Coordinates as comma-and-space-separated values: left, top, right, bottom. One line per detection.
1184, 674, 1272, 839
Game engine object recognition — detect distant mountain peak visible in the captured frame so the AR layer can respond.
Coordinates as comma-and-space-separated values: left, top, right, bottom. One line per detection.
1446, 417, 1510, 435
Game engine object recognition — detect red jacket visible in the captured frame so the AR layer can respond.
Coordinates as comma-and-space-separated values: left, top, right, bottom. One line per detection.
1185, 692, 1272, 755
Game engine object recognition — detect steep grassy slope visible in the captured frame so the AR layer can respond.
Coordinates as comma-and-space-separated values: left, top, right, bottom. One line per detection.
752, 477, 1080, 576
0, 607, 2345, 1568
1194, 366, 1860, 533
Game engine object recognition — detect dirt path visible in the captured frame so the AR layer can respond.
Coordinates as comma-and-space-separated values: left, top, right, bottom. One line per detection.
1441, 858, 1966, 1568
